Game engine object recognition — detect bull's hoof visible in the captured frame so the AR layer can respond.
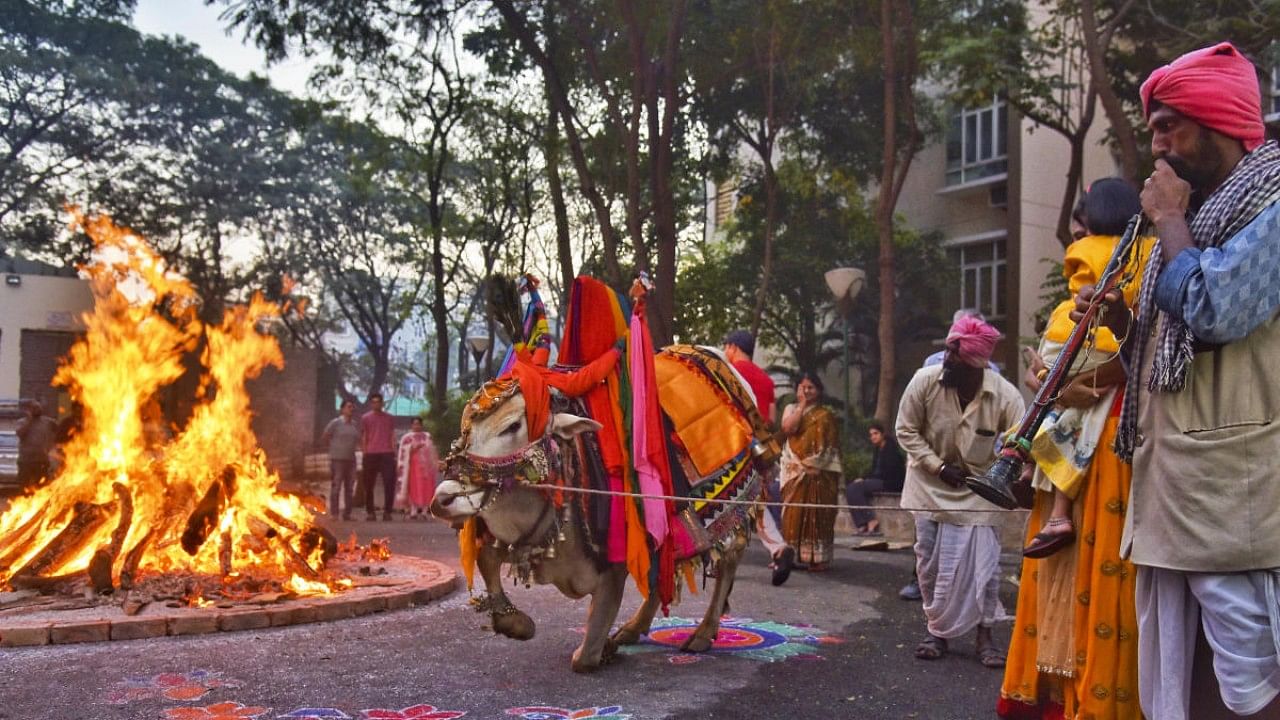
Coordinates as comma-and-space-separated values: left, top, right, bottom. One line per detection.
680, 632, 715, 653
493, 610, 536, 640
610, 625, 643, 646
602, 637, 619, 663
571, 647, 602, 673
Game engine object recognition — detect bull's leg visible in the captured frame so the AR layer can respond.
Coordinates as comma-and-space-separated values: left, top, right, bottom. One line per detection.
681, 528, 748, 653
477, 544, 535, 640
611, 590, 660, 646
572, 565, 628, 673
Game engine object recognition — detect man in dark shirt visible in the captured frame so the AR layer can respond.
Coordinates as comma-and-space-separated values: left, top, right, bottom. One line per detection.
15, 400, 57, 487
846, 420, 906, 535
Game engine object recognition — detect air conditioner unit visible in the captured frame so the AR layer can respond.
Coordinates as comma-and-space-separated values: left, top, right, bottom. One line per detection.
988, 182, 1008, 209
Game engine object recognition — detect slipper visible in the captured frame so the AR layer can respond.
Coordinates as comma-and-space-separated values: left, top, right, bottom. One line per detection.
1022, 528, 1076, 559
771, 547, 795, 587
915, 635, 947, 660
854, 528, 884, 537
978, 643, 1007, 669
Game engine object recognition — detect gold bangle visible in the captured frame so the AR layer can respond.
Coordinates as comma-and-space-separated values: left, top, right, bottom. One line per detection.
1035, 368, 1049, 382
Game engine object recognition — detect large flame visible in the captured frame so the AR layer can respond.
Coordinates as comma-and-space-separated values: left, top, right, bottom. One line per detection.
0, 214, 342, 596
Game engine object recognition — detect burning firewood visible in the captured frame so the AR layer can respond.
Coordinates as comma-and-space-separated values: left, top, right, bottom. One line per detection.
181, 467, 236, 556
10, 501, 113, 583
88, 483, 134, 594
0, 507, 67, 574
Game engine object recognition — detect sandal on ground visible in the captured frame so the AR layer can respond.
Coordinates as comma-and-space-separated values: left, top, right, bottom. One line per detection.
915, 635, 947, 660
853, 527, 884, 537
771, 547, 796, 587
977, 642, 1007, 669
1022, 518, 1076, 559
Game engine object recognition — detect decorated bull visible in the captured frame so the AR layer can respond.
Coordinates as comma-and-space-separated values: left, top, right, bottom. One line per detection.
430, 276, 779, 672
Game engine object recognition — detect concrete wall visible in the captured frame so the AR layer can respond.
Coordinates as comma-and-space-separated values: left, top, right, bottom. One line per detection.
0, 274, 93, 402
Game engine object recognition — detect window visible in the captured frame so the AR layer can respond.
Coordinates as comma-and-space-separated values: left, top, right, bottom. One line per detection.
1270, 62, 1279, 120
713, 180, 737, 227
951, 238, 1006, 320
946, 99, 1008, 186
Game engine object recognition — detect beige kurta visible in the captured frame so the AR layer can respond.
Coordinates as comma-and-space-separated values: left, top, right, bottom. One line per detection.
896, 364, 1025, 526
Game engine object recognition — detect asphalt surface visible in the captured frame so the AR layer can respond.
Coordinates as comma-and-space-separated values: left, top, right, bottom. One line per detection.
0, 513, 1017, 719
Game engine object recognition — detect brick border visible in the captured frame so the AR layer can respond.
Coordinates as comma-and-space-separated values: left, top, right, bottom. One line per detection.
0, 557, 456, 647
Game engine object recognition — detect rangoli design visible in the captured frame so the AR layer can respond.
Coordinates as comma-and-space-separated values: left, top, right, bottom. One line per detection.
276, 710, 353, 719
105, 671, 241, 704
360, 706, 468, 719
162, 701, 270, 719
505, 708, 631, 720
616, 615, 843, 664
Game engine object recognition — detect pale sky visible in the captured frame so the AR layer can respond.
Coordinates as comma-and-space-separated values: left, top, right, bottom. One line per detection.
132, 0, 314, 97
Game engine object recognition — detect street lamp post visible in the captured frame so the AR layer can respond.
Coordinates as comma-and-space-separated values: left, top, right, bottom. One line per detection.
466, 335, 491, 389
824, 267, 866, 438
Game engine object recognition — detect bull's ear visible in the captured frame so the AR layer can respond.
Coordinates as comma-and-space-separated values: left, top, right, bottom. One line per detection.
550, 412, 602, 439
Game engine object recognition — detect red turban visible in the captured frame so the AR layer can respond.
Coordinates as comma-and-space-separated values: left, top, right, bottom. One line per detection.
1140, 42, 1265, 152
946, 315, 1000, 368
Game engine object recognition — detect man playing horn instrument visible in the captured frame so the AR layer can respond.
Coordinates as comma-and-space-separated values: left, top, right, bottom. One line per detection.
1080, 41, 1280, 720
896, 315, 1024, 667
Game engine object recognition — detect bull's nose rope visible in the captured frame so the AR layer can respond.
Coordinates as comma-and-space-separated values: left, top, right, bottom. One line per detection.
525, 484, 1022, 513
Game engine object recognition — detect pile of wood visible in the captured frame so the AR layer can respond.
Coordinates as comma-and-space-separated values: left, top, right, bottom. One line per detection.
0, 467, 338, 610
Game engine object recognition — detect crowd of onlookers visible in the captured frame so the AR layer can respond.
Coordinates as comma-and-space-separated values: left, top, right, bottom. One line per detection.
319, 392, 438, 521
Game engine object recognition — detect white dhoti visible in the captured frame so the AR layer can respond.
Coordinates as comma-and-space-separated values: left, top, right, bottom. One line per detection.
1136, 565, 1280, 719
913, 514, 1004, 638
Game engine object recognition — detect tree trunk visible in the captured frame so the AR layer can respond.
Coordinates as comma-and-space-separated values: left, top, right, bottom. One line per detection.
872, 0, 921, 423
749, 24, 780, 340
1080, 0, 1140, 183
544, 83, 575, 295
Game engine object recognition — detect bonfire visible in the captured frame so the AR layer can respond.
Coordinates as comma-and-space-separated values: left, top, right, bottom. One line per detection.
0, 214, 350, 609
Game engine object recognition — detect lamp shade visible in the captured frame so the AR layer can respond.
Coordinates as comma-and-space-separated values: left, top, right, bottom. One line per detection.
466, 335, 491, 355
824, 267, 866, 302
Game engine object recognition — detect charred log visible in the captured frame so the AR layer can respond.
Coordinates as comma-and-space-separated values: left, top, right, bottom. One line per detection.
181, 467, 236, 556
88, 483, 134, 594
299, 526, 337, 567
270, 534, 323, 582
118, 529, 156, 591
218, 529, 233, 577
8, 572, 85, 593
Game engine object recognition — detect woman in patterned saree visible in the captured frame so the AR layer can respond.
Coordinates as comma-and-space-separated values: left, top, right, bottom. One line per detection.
778, 371, 842, 571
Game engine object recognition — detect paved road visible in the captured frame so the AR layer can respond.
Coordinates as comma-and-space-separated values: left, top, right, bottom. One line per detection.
0, 515, 1016, 719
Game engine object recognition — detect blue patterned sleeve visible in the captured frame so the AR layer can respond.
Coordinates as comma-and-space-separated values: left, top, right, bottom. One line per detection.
1153, 202, 1280, 344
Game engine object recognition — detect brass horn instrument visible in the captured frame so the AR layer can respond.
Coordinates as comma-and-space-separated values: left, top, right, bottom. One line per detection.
964, 214, 1147, 509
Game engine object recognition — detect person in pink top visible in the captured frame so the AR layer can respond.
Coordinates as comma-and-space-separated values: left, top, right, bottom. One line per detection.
359, 392, 397, 521
396, 417, 438, 519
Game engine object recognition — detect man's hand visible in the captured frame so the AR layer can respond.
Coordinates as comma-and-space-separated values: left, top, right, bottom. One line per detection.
1142, 159, 1191, 225
1071, 283, 1130, 338
938, 463, 968, 489
1022, 347, 1046, 393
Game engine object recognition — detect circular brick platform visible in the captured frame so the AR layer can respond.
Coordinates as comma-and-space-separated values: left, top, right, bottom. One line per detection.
0, 556, 457, 647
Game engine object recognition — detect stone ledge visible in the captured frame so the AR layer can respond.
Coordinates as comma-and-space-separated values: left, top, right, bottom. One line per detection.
0, 557, 457, 647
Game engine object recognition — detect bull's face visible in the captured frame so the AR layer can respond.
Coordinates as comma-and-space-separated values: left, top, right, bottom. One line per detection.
430, 382, 600, 523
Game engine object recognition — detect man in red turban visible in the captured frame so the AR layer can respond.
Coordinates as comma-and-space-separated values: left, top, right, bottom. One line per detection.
1086, 40, 1280, 720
